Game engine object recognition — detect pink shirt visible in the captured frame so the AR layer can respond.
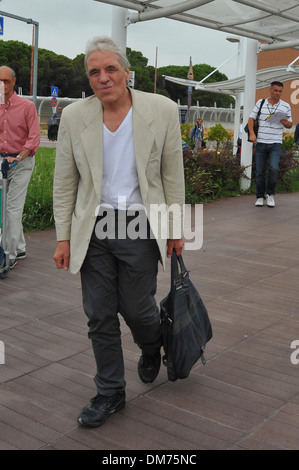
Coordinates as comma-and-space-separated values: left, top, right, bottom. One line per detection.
0, 92, 40, 155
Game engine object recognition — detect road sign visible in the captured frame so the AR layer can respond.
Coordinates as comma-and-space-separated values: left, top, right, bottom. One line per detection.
51, 86, 58, 97
0, 17, 3, 36
51, 97, 58, 108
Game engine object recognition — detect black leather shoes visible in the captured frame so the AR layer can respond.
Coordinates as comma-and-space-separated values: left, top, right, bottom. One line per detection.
78, 391, 126, 428
138, 350, 161, 383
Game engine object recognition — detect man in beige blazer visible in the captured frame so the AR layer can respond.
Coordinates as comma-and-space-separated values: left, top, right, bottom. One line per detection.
53, 37, 185, 428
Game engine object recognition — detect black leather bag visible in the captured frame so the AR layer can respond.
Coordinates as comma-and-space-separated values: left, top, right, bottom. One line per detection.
244, 99, 265, 142
160, 250, 213, 382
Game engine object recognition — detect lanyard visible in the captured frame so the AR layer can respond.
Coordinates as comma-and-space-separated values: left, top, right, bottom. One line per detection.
266, 102, 279, 120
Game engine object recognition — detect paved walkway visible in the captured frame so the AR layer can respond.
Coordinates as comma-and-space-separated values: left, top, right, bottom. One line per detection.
39, 134, 57, 148
0, 194, 298, 450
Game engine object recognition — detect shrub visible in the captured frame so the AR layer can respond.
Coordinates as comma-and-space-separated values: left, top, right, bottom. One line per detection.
278, 150, 299, 189
281, 134, 294, 151
184, 148, 247, 203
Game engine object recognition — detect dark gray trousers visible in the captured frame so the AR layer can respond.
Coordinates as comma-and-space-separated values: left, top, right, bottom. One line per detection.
80, 213, 161, 396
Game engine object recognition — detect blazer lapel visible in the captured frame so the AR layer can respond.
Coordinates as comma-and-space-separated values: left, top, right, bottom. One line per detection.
81, 97, 103, 201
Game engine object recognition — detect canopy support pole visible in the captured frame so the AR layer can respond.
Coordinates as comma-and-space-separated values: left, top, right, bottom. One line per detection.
241, 39, 259, 190
111, 6, 128, 51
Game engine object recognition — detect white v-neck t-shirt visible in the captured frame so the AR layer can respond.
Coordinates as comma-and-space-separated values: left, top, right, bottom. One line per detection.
101, 108, 143, 210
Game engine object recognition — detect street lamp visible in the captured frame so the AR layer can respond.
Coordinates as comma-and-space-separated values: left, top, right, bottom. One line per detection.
226, 35, 240, 44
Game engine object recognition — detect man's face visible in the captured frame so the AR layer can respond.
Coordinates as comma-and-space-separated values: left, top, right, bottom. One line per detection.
270, 85, 283, 102
0, 67, 16, 101
86, 50, 130, 106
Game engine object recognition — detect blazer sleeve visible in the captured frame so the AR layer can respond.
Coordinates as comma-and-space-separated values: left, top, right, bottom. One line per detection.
53, 113, 80, 241
161, 102, 185, 239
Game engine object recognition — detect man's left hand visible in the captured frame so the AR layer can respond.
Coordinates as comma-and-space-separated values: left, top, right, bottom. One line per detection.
167, 238, 185, 258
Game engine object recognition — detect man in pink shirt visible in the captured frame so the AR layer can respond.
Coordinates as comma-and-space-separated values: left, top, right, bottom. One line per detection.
0, 66, 40, 268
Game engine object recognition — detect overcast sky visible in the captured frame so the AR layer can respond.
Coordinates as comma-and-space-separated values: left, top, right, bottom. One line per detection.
0, 0, 241, 79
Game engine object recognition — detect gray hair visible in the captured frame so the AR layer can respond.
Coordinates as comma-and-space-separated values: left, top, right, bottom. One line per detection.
84, 36, 130, 73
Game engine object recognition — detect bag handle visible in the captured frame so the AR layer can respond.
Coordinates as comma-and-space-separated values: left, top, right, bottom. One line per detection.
257, 99, 265, 118
245, 98, 265, 143
167, 250, 191, 314
171, 249, 188, 290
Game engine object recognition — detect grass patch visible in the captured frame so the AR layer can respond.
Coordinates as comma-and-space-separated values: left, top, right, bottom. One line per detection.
23, 147, 56, 232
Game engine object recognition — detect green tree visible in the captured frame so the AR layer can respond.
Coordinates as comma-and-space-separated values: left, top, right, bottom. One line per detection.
131, 66, 154, 93
72, 53, 92, 97
0, 41, 91, 97
38, 48, 74, 96
0, 39, 235, 107
0, 41, 32, 93
126, 47, 148, 67
207, 124, 231, 151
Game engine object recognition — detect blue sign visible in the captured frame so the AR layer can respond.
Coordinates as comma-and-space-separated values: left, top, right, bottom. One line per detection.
51, 86, 58, 97
0, 17, 3, 36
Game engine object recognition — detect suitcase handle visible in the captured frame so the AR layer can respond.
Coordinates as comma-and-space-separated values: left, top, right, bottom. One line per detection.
1, 159, 18, 178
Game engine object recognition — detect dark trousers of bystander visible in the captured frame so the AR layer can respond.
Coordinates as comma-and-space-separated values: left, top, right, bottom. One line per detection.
255, 142, 281, 198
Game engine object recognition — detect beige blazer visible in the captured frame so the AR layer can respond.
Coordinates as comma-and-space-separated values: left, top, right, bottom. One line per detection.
54, 88, 185, 274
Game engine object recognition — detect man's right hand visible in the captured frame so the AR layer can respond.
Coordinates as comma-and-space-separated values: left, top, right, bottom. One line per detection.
53, 241, 70, 271
249, 132, 257, 144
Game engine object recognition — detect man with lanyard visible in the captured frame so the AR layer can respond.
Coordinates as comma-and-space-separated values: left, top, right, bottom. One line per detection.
248, 81, 292, 208
0, 66, 40, 268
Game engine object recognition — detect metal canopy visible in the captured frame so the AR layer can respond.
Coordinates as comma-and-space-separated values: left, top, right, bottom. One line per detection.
93, 0, 299, 50
164, 65, 299, 95
93, 0, 298, 189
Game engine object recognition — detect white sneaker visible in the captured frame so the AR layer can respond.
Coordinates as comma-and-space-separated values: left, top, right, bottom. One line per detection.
255, 198, 264, 207
266, 194, 275, 208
